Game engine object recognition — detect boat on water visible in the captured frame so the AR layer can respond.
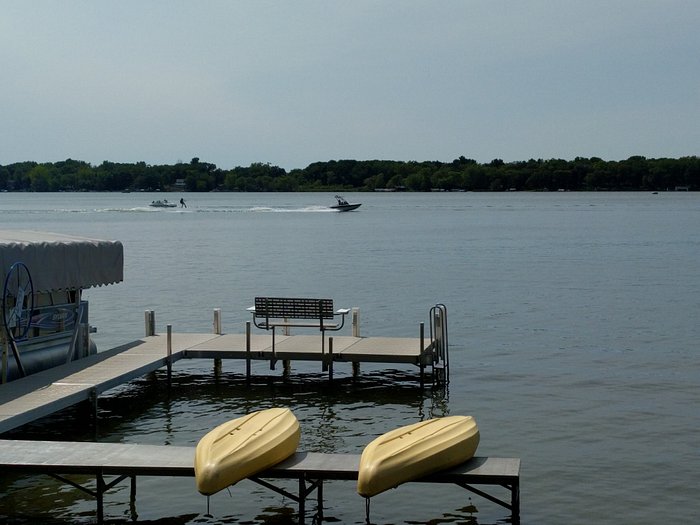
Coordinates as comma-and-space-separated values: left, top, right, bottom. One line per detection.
357, 415, 480, 497
0, 230, 123, 382
149, 199, 177, 208
330, 195, 362, 212
194, 407, 301, 496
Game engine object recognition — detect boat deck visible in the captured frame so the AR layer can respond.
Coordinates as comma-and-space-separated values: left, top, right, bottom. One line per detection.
0, 439, 520, 524
0, 332, 434, 434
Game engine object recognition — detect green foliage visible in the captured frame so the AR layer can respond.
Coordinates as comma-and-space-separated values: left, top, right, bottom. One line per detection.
0, 156, 698, 192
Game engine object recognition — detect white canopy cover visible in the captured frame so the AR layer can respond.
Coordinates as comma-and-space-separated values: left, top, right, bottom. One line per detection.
0, 230, 123, 293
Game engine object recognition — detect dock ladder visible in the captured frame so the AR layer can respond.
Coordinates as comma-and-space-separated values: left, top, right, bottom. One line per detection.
429, 304, 449, 385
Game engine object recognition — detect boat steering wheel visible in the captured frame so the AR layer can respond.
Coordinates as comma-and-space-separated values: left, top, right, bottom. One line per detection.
2, 262, 35, 342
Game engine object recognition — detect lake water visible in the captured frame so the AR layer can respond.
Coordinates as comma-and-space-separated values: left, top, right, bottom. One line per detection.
0, 191, 698, 524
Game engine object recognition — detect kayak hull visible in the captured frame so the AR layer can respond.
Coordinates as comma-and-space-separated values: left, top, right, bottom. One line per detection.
357, 415, 479, 497
195, 407, 301, 495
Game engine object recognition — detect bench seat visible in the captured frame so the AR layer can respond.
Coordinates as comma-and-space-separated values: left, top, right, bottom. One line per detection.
248, 297, 350, 368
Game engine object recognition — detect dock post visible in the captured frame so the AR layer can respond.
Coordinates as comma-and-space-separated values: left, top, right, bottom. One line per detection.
129, 475, 138, 521
328, 337, 334, 381
352, 308, 361, 377
352, 307, 360, 336
213, 309, 222, 373
419, 322, 425, 387
213, 308, 222, 334
90, 387, 98, 425
96, 472, 105, 524
317, 479, 324, 522
166, 324, 172, 383
298, 476, 306, 525
245, 321, 251, 383
145, 310, 155, 336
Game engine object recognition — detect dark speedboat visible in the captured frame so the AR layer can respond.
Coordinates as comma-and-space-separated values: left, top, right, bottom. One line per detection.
330, 195, 361, 212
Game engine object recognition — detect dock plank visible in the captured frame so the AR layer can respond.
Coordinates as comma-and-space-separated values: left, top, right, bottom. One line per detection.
0, 440, 519, 482
337, 336, 429, 363
0, 333, 219, 434
0, 439, 519, 523
185, 333, 282, 359
0, 332, 437, 434
0, 384, 91, 429
0, 439, 194, 476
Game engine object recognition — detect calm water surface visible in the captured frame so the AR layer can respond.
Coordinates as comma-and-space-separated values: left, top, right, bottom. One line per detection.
0, 191, 698, 524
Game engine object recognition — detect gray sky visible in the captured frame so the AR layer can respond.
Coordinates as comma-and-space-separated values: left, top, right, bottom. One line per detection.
2, 1, 698, 170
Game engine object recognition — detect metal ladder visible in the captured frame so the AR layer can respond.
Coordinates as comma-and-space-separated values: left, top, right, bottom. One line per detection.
429, 304, 449, 385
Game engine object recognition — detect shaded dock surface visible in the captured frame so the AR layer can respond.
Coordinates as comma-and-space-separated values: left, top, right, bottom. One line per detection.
1, 332, 434, 434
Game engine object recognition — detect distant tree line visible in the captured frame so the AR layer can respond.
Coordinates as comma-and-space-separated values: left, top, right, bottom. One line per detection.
0, 155, 698, 192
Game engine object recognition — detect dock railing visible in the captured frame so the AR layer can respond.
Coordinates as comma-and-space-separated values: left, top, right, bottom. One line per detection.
430, 304, 449, 385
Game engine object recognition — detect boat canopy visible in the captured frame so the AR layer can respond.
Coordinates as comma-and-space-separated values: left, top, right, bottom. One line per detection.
0, 230, 123, 293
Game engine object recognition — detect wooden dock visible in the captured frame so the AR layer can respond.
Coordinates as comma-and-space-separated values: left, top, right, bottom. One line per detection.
0, 330, 435, 434
0, 439, 520, 524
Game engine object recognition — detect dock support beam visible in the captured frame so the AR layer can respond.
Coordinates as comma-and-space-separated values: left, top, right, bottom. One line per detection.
213, 309, 222, 373
352, 308, 361, 377
419, 322, 425, 387
130, 475, 138, 521
245, 321, 251, 383
166, 325, 172, 383
89, 387, 98, 426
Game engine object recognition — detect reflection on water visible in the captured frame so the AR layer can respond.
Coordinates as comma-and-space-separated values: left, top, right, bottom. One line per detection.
1, 367, 469, 525
3, 192, 699, 523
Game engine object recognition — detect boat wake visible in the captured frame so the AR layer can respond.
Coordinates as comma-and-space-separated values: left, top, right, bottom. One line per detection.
247, 205, 334, 213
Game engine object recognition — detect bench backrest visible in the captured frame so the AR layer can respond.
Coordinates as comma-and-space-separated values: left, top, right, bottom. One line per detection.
254, 297, 334, 320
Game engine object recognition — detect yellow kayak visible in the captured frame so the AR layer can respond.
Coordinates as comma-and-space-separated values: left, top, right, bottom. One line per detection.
357, 415, 479, 497
195, 407, 301, 495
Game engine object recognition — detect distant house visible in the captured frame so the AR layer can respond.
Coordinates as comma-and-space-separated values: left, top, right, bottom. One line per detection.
173, 178, 186, 190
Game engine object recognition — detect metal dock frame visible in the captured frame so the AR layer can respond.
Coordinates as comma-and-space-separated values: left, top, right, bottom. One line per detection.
0, 440, 520, 524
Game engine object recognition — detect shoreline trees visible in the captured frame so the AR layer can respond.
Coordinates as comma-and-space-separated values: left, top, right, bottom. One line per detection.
1, 155, 698, 192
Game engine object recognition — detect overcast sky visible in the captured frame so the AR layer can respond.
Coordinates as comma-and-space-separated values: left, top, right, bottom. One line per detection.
2, 1, 698, 170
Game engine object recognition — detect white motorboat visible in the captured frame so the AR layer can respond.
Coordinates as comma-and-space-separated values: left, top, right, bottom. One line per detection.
330, 195, 361, 212
149, 199, 177, 208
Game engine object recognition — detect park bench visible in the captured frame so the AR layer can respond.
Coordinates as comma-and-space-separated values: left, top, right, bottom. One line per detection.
248, 297, 350, 367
